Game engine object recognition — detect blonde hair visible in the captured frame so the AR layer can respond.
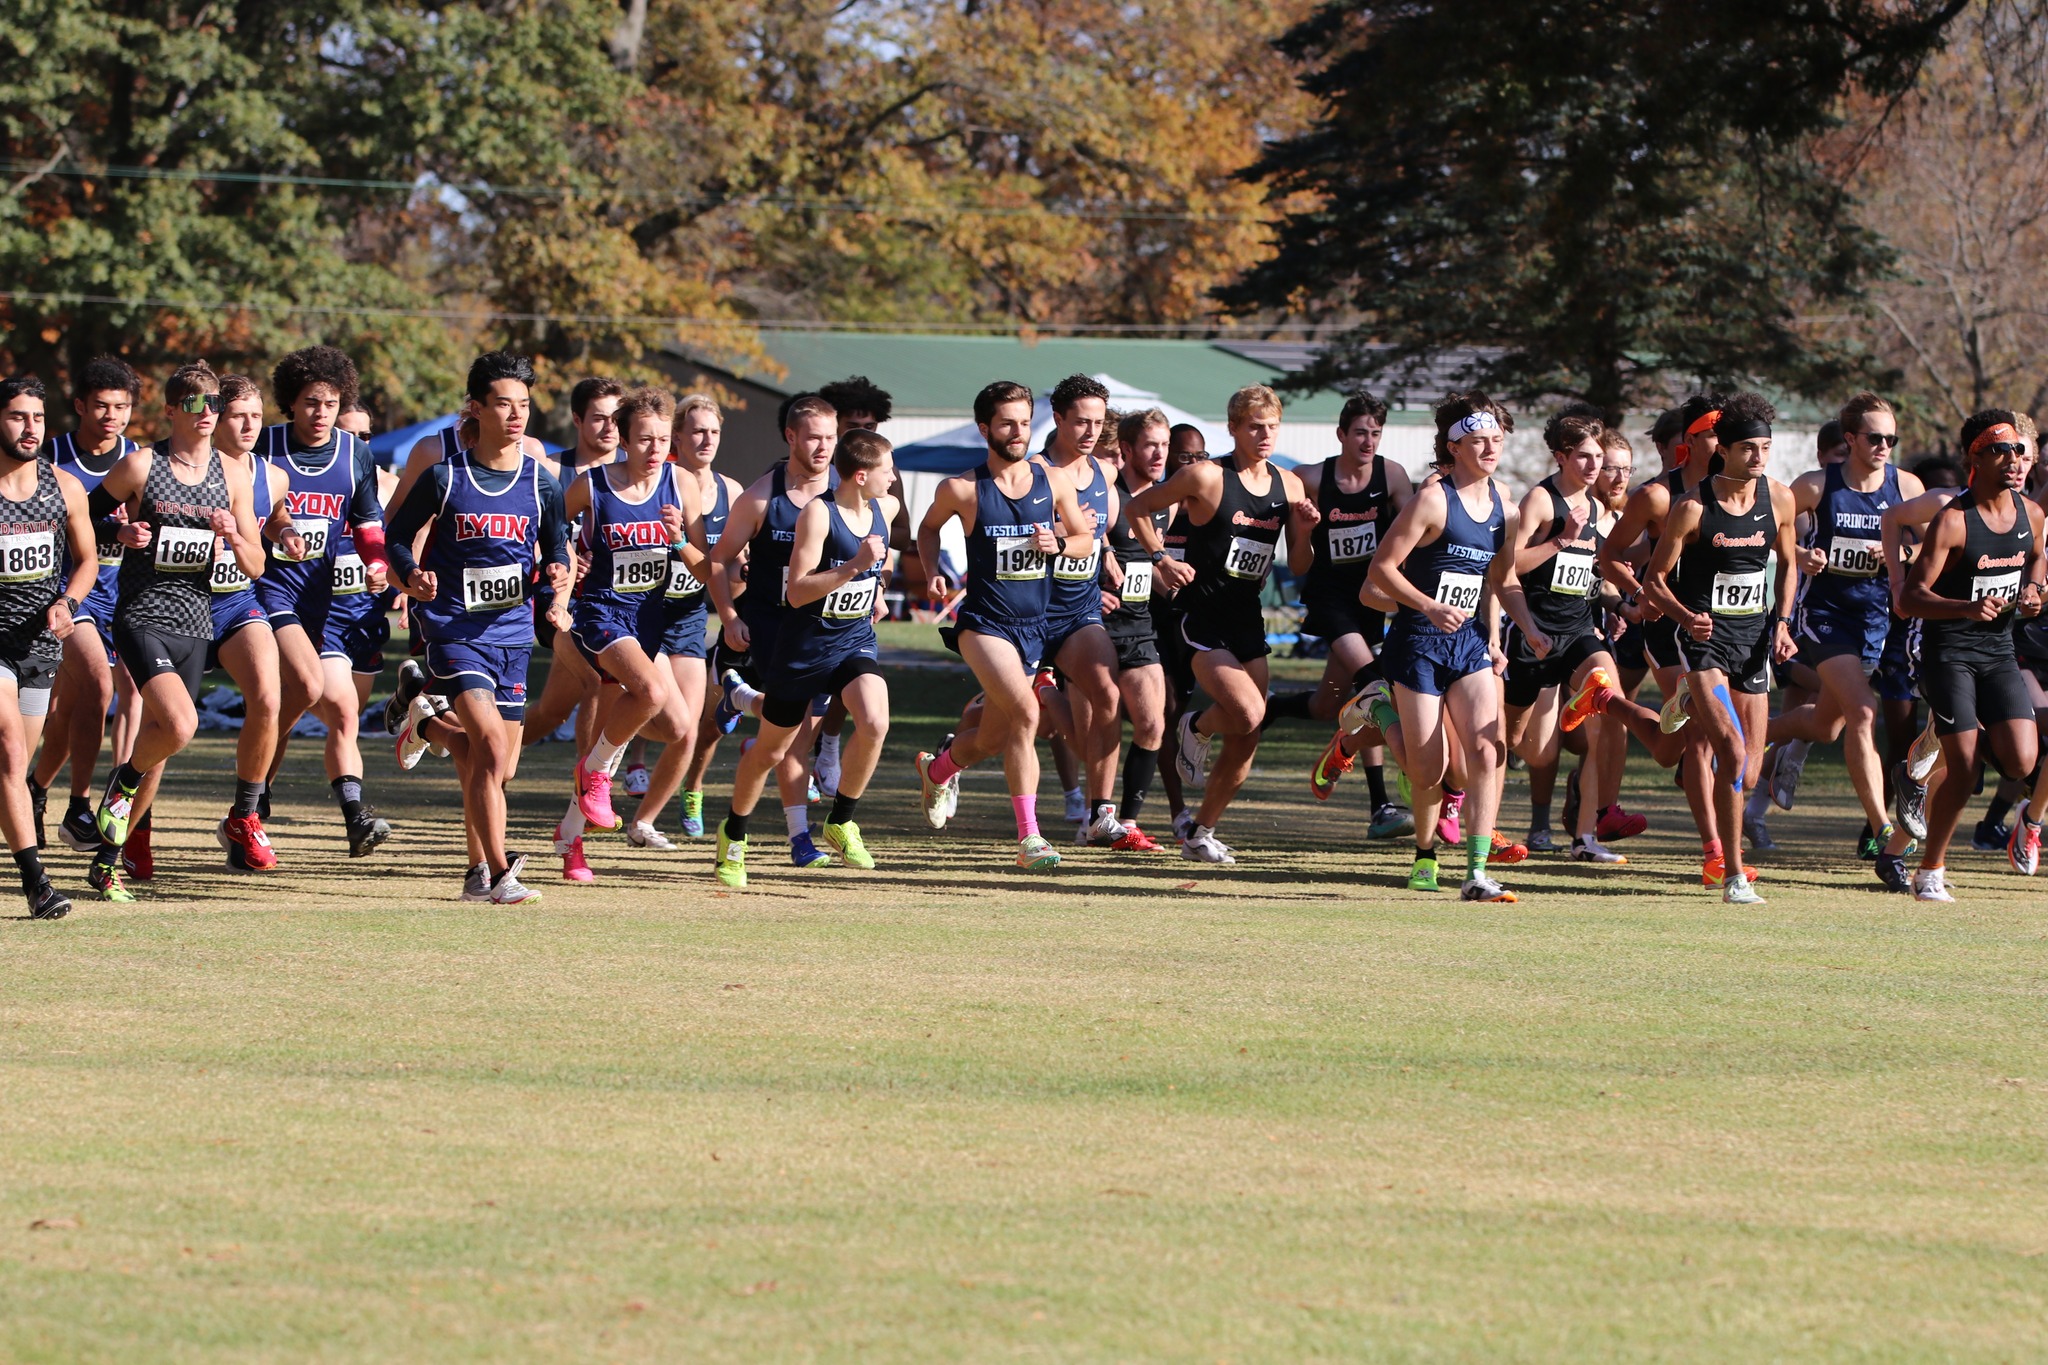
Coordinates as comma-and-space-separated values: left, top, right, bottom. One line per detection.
1226, 384, 1282, 425
1838, 391, 1895, 436
677, 392, 720, 425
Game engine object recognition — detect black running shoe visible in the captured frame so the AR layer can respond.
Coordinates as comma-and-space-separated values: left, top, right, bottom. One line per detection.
27, 880, 70, 919
29, 779, 47, 850
383, 659, 426, 737
347, 809, 392, 858
1972, 819, 2011, 853
57, 799, 97, 853
1875, 851, 1909, 893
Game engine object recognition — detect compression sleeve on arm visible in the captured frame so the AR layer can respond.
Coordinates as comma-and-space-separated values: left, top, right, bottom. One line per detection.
351, 522, 388, 571
383, 465, 447, 583
87, 484, 122, 523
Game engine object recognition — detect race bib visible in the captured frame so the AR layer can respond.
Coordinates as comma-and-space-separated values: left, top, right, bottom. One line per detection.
284, 518, 329, 562
210, 541, 250, 593
610, 547, 668, 595
1120, 560, 1153, 603
1053, 546, 1100, 582
1162, 544, 1187, 563
153, 525, 215, 574
331, 551, 367, 596
94, 526, 125, 568
1550, 549, 1595, 597
1972, 571, 2022, 603
0, 529, 56, 585
667, 556, 707, 598
1827, 537, 1882, 578
1434, 571, 1483, 613
822, 576, 879, 621
1223, 536, 1275, 582
1711, 568, 1767, 616
995, 535, 1046, 581
461, 562, 525, 613
1328, 521, 1377, 564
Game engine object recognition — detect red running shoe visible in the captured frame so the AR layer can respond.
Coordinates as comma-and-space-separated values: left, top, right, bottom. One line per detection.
1487, 830, 1529, 865
217, 813, 278, 871
1596, 805, 1649, 841
123, 821, 155, 880
1111, 821, 1163, 852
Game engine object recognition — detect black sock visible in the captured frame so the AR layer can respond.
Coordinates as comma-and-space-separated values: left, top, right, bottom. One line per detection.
1264, 690, 1314, 724
257, 783, 271, 819
27, 776, 44, 802
1987, 795, 2014, 827
1121, 745, 1159, 819
233, 779, 263, 818
14, 846, 44, 894
724, 807, 750, 840
65, 794, 88, 818
333, 775, 364, 825
111, 762, 142, 793
1531, 802, 1552, 829
1365, 764, 1388, 808
1350, 664, 1382, 694
829, 793, 858, 825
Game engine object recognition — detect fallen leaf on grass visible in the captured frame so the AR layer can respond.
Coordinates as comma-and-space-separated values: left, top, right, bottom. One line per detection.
1175, 881, 1198, 891
722, 983, 746, 990
734, 1280, 777, 1296
28, 1217, 79, 1231
624, 1300, 648, 1314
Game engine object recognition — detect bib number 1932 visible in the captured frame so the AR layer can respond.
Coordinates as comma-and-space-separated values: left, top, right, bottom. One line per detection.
1434, 571, 1483, 613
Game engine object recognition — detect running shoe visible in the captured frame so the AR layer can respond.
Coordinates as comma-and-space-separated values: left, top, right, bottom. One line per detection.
1525, 826, 1557, 855
490, 863, 543, 905
1181, 825, 1236, 865
1171, 809, 1195, 846
1570, 836, 1626, 864
87, 855, 133, 904
1743, 804, 1776, 851
1063, 788, 1088, 824
93, 769, 137, 847
2009, 812, 2041, 877
821, 820, 874, 870
1912, 866, 1954, 902
557, 835, 594, 883
346, 810, 392, 858
1972, 818, 2012, 852
460, 863, 492, 902
1906, 718, 1942, 784
1561, 768, 1581, 839
1722, 872, 1766, 906
1560, 668, 1615, 733
215, 813, 277, 871
1339, 679, 1399, 737
626, 820, 676, 851
382, 658, 427, 737
1770, 740, 1809, 811
1488, 831, 1529, 865
1016, 834, 1061, 871
714, 819, 748, 887
1657, 676, 1690, 734
622, 763, 650, 797
1460, 876, 1517, 903
1595, 805, 1648, 841
1309, 731, 1354, 800
28, 780, 46, 850
1174, 711, 1212, 785
1875, 851, 1910, 893
913, 751, 954, 831
1892, 759, 1928, 841
122, 822, 154, 880
575, 759, 622, 832
679, 790, 705, 838
1075, 806, 1126, 846
807, 775, 821, 804
1368, 803, 1415, 839
26, 880, 70, 920
1437, 790, 1464, 847
1110, 821, 1162, 852
394, 694, 439, 770
1701, 854, 1763, 888
1407, 855, 1441, 891
57, 799, 96, 853
789, 829, 832, 868
712, 669, 747, 734
1857, 823, 1893, 862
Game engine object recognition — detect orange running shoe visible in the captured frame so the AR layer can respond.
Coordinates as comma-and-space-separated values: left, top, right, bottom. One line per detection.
1561, 667, 1616, 733
1111, 822, 1163, 852
1488, 830, 1529, 865
1701, 854, 1763, 888
1310, 731, 1355, 800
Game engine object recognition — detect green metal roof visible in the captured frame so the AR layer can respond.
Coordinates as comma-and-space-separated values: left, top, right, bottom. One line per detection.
693, 331, 1351, 422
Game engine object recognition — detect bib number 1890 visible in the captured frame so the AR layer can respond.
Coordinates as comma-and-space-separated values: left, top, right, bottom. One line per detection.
462, 563, 525, 612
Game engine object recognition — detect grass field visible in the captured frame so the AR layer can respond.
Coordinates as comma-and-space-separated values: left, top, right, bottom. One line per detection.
7, 632, 2048, 1361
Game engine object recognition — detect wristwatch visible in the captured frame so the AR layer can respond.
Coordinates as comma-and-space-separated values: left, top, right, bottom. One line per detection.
1149, 550, 1167, 565
58, 595, 78, 614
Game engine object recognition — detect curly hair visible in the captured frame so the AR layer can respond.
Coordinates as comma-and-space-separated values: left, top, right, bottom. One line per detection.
818, 375, 894, 425
1049, 373, 1109, 417
272, 345, 360, 411
1431, 391, 1512, 464
76, 355, 139, 399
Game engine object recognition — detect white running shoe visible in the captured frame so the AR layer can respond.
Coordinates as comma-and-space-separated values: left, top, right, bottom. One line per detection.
1722, 872, 1766, 905
491, 865, 543, 905
815, 741, 842, 799
626, 820, 676, 851
1911, 866, 1954, 902
1175, 711, 1213, 785
622, 763, 650, 797
1657, 676, 1690, 733
1570, 836, 1626, 864
1171, 809, 1195, 846
1906, 718, 1942, 784
1181, 824, 1235, 864
1075, 805, 1126, 847
1771, 740, 1810, 812
914, 751, 952, 830
394, 694, 439, 771
460, 863, 491, 902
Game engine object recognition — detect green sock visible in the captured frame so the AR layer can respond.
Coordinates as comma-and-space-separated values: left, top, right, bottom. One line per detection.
1466, 832, 1492, 879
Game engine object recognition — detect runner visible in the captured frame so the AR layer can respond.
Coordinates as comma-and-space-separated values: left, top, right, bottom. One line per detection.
1123, 385, 1319, 865
714, 430, 896, 886
257, 346, 393, 855
1893, 410, 2044, 900
1151, 424, 1209, 840
86, 362, 269, 901
384, 351, 570, 904
34, 356, 138, 859
1364, 394, 1544, 899
1266, 392, 1413, 837
0, 375, 98, 917
1093, 408, 1175, 851
321, 406, 400, 710
1638, 394, 1799, 906
911, 380, 1098, 870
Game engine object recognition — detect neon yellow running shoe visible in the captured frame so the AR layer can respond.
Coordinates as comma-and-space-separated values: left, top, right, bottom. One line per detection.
821, 820, 874, 870
1309, 731, 1354, 801
1407, 855, 1440, 892
1016, 834, 1061, 871
88, 856, 135, 904
714, 819, 748, 888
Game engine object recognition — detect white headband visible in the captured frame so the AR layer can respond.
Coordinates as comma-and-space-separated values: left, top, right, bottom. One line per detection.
1447, 410, 1501, 441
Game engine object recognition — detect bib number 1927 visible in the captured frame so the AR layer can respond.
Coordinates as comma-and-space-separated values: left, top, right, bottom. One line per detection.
822, 577, 879, 620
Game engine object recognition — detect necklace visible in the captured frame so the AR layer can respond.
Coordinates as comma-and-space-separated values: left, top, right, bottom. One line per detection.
167, 444, 208, 470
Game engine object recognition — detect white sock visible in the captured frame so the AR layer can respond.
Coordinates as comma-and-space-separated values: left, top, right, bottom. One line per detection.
587, 735, 627, 774
784, 804, 809, 839
729, 676, 763, 710
558, 797, 586, 844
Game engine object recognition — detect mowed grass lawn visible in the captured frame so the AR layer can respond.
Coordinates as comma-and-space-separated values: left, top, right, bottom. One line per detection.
6, 634, 2048, 1360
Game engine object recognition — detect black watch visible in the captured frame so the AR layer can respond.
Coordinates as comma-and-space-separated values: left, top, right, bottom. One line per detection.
1149, 550, 1167, 565
58, 595, 78, 615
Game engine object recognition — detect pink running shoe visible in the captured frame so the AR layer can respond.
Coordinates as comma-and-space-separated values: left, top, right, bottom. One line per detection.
559, 835, 594, 883
574, 760, 621, 831
1437, 789, 1464, 846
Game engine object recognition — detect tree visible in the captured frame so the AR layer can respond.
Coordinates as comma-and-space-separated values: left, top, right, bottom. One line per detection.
1224, 0, 1970, 414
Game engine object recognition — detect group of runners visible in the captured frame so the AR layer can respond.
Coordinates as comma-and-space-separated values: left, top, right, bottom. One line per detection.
1, 350, 2040, 917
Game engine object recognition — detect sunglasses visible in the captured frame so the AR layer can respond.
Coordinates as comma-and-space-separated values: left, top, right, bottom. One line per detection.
1859, 431, 1900, 448
1982, 442, 2028, 459
178, 393, 222, 415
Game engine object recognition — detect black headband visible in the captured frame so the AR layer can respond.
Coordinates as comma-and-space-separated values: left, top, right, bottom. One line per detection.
1715, 417, 1771, 444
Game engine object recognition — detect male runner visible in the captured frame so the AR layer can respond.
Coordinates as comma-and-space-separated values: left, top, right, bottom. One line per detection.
519, 377, 620, 756
1151, 424, 1209, 840
809, 374, 899, 799
37, 356, 138, 857
258, 346, 392, 854
715, 430, 895, 886
1094, 408, 1175, 850
384, 351, 570, 905
1639, 394, 1799, 906
0, 376, 99, 917
1125, 385, 1319, 865
911, 380, 1097, 870
1894, 410, 2044, 901
88, 362, 269, 900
